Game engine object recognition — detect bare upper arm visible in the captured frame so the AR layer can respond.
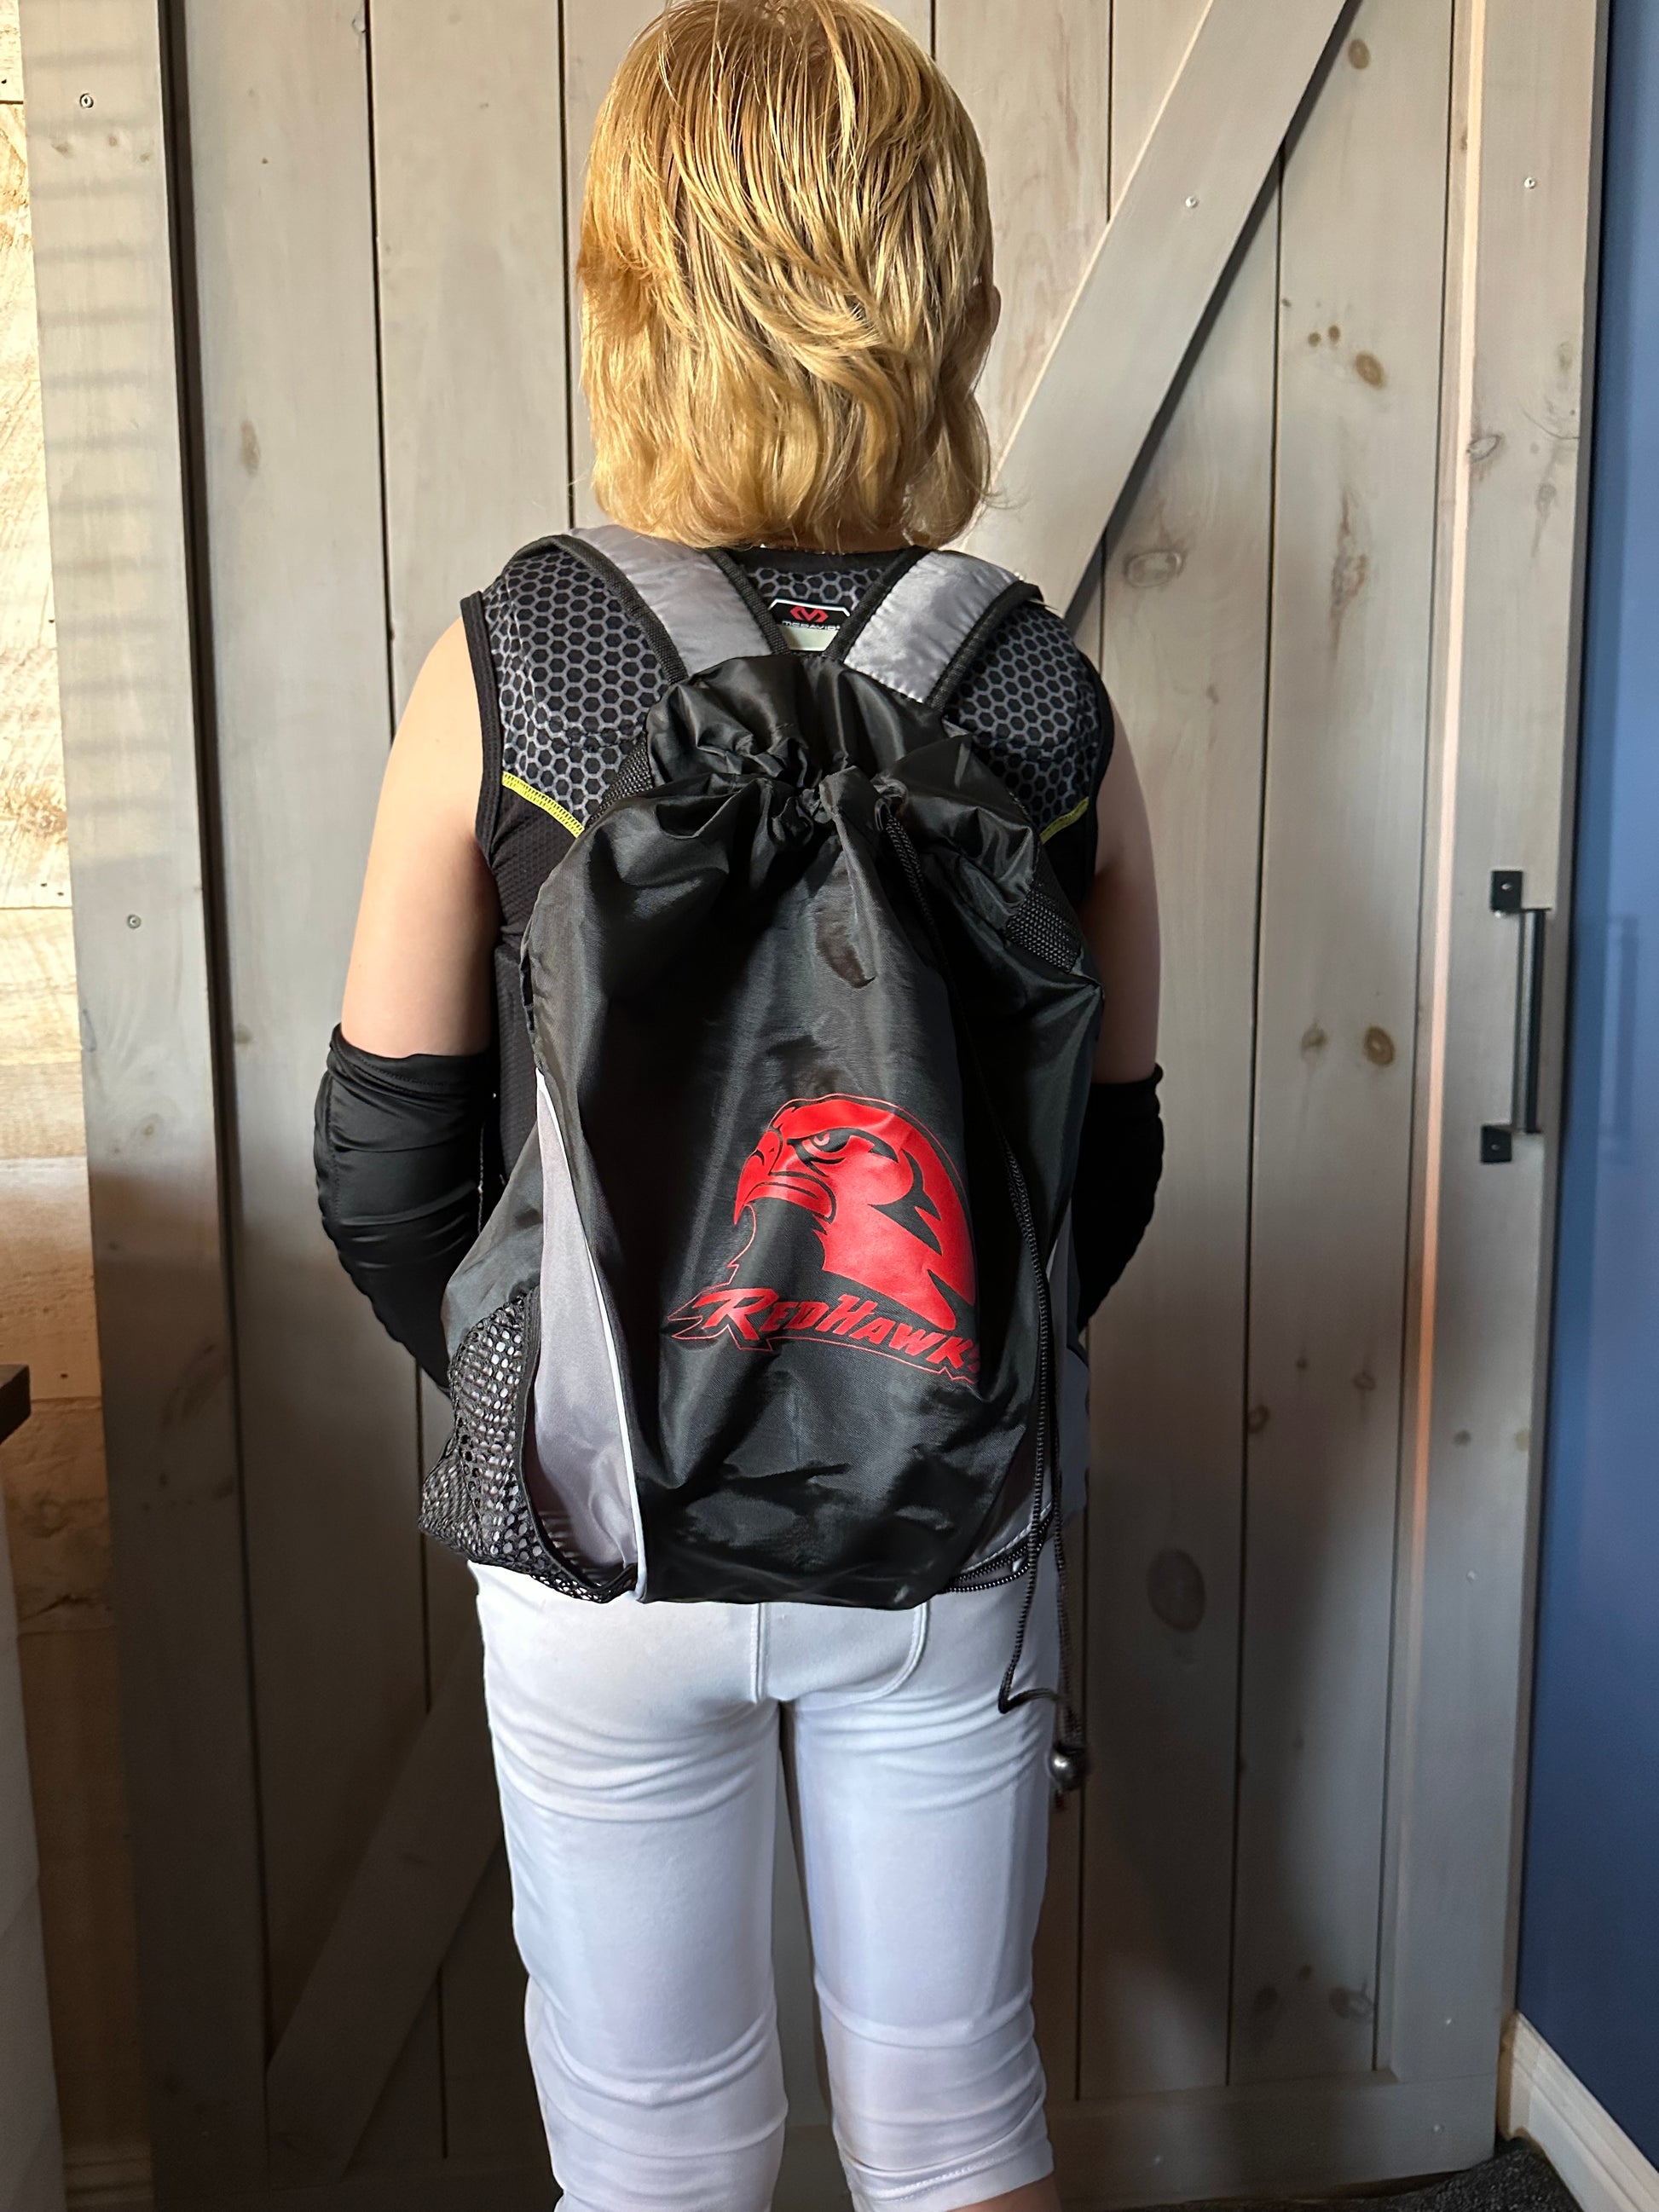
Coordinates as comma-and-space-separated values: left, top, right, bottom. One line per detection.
1078, 702, 1161, 1083
340, 616, 500, 1057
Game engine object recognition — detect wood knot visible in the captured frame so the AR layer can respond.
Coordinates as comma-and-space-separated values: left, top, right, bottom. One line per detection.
1147, 1548, 1206, 1632
1363, 1025, 1396, 1066
1355, 351, 1386, 388
1348, 38, 1371, 66
1124, 546, 1184, 590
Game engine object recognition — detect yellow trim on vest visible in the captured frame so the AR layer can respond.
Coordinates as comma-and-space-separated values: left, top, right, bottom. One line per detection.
502, 772, 583, 840
1040, 794, 1090, 842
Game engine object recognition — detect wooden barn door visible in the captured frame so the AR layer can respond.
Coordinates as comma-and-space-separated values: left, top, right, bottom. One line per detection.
21, 0, 1604, 2205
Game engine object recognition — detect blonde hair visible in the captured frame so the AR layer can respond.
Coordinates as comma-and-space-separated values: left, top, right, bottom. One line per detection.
578, 0, 995, 551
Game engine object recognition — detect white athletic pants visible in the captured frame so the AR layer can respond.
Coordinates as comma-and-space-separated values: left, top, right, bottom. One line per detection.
473, 1554, 1060, 2212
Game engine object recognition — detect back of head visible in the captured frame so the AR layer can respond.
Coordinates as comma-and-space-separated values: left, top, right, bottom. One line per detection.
579, 0, 995, 552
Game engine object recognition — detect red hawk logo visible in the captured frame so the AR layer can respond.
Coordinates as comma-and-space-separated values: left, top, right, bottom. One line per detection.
668, 1094, 980, 1383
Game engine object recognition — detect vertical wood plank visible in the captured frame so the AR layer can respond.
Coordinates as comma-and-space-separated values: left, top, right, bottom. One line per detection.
1232, 0, 1453, 2084
564, 0, 661, 528
18, 0, 267, 2188
1026, 552, 1102, 2097
371, 9, 571, 2166
1081, 0, 1278, 2100
1107, 3, 1204, 192
934, 0, 1111, 476
1, 47, 148, 2168
935, 0, 1108, 2102
373, 2, 569, 708
1384, 0, 1605, 2088
178, 0, 439, 2163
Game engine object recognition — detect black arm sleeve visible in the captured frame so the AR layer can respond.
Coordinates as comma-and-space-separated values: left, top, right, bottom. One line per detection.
314, 1027, 494, 1389
1072, 1068, 1165, 1331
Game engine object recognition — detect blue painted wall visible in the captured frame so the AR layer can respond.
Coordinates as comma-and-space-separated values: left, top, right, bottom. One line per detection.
1517, 0, 1659, 2167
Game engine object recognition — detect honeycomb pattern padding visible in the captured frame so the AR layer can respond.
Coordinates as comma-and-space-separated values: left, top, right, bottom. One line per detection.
480, 540, 1106, 839
419, 1290, 616, 1600
737, 552, 875, 617
1006, 885, 1085, 971
483, 542, 674, 828
950, 600, 1103, 837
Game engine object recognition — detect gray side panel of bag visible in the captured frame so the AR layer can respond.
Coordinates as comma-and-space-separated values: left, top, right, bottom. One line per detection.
841, 549, 1024, 705
527, 1070, 642, 1579
572, 523, 772, 674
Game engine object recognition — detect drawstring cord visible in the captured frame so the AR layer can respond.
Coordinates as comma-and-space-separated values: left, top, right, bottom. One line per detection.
994, 1399, 1089, 1794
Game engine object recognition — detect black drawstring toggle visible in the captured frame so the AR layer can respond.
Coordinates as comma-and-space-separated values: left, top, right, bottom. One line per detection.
1047, 1737, 1091, 1793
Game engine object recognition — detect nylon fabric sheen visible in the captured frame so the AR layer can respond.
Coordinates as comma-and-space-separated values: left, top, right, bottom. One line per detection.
421, 539, 1102, 1614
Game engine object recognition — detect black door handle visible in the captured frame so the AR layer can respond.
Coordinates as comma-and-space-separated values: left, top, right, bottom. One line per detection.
1481, 869, 1548, 1164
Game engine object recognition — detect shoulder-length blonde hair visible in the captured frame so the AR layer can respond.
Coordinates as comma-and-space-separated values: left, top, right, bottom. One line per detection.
578, 0, 995, 551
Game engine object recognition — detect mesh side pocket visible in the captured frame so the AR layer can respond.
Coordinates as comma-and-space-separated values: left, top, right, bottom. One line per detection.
593, 741, 654, 822
1006, 885, 1084, 970
419, 1289, 616, 1600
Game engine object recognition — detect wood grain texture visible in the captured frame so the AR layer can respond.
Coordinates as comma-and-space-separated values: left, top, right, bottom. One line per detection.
0, 1158, 98, 1399
0, 646, 67, 907
2, 8, 147, 2187
20, 60, 265, 2184
1082, 181, 1277, 2111
936, 0, 1111, 476
0, 105, 49, 645
1232, 0, 1453, 2084
213, 2167, 568, 2212
963, 0, 1350, 607
423, 1375, 544, 2173
1383, 0, 1605, 2088
17, 1621, 147, 2159
434, 1846, 545, 2172
882, 0, 932, 44
935, 0, 1108, 2096
0, 1890, 65, 2212
1107, 2, 1203, 190
176, 0, 441, 2166
266, 1638, 502, 2187
2, 1396, 107, 1630
372, 0, 570, 709
371, 14, 574, 2163
0, 0, 18, 101
1079, 0, 1266, 2106
1033, 521, 1101, 2108
0, 904, 81, 1156
1, 97, 69, 912
564, 0, 661, 528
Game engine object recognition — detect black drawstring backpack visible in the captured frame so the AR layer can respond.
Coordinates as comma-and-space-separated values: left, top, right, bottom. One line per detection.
420, 528, 1103, 1777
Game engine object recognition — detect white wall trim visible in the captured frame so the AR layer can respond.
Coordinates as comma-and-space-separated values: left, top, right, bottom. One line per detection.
1501, 2013, 1659, 2212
